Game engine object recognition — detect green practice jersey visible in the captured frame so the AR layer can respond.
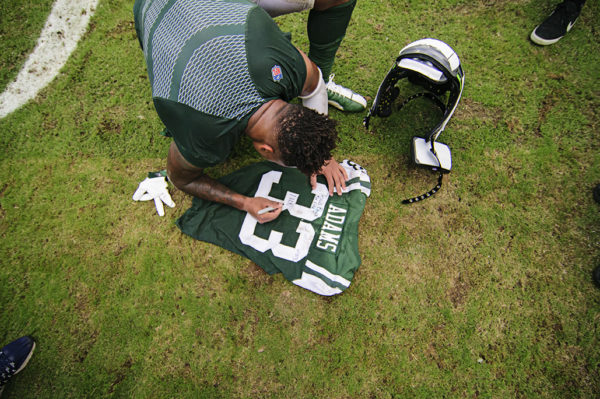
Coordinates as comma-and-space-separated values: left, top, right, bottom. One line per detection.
134, 0, 306, 168
177, 160, 371, 295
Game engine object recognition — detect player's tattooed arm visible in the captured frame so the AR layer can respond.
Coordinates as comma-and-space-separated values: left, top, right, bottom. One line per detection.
166, 142, 282, 223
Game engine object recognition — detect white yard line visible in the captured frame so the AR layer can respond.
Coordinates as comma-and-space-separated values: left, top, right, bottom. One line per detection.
0, 0, 99, 119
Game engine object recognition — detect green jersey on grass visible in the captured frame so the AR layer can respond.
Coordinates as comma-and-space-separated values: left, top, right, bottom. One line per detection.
176, 160, 371, 295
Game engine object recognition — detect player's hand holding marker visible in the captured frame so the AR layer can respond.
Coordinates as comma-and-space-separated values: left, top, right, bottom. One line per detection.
245, 196, 283, 224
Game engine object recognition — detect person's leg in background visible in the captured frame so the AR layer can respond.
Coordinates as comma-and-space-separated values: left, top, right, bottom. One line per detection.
0, 336, 35, 397
593, 184, 600, 288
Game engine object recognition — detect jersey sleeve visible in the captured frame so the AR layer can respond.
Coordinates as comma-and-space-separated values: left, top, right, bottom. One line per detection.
154, 97, 248, 168
245, 6, 307, 102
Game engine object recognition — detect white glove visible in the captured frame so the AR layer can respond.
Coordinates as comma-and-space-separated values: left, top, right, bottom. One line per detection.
132, 176, 175, 216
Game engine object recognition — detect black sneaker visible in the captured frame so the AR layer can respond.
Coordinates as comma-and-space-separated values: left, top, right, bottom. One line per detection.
0, 336, 36, 395
530, 1, 583, 45
593, 265, 600, 288
593, 183, 600, 204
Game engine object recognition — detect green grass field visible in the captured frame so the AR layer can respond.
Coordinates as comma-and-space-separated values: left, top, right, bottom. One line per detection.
1, 0, 599, 397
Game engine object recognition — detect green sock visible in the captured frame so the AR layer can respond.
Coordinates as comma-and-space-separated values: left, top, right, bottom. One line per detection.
307, 0, 356, 78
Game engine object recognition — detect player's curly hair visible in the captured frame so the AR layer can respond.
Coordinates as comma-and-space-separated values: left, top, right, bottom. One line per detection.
276, 104, 339, 176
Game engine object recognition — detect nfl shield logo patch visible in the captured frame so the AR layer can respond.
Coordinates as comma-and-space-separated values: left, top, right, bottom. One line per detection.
271, 65, 283, 82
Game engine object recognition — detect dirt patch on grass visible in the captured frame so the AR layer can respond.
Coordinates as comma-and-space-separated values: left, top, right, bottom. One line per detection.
243, 261, 273, 288
96, 105, 128, 138
454, 0, 531, 16
108, 20, 135, 37
454, 98, 503, 128
108, 358, 133, 394
448, 272, 470, 308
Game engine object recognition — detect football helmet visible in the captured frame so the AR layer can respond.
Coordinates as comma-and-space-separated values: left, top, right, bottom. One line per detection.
364, 38, 464, 172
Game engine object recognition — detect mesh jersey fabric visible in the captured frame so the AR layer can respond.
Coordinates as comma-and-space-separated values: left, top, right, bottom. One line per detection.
176, 160, 371, 296
134, 0, 307, 168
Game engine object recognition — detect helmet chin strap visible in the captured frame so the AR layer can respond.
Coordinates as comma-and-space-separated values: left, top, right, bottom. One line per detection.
402, 171, 443, 204
394, 92, 447, 204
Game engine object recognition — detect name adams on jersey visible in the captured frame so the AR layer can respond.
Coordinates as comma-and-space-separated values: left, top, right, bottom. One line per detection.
316, 204, 348, 254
